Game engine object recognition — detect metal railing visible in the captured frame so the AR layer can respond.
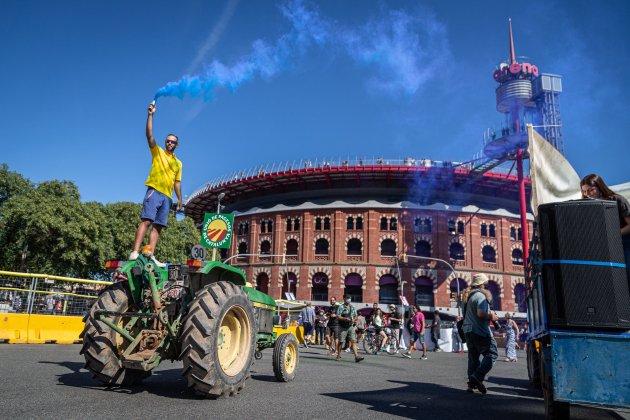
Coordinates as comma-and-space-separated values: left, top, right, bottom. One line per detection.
0, 271, 112, 317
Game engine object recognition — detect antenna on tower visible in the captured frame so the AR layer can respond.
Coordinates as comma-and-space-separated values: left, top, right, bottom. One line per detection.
509, 18, 516, 65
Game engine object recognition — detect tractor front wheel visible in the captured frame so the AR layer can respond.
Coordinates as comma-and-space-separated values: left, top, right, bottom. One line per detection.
273, 333, 299, 382
80, 283, 150, 385
179, 281, 255, 398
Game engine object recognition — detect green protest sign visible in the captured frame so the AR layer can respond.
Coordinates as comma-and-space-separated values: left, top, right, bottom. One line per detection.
200, 213, 234, 249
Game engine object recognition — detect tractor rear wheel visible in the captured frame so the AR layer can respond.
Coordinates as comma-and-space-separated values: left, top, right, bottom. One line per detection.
179, 281, 255, 398
80, 283, 150, 385
273, 333, 299, 382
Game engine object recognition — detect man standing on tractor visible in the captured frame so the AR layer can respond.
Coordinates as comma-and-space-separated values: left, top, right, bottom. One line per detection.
129, 102, 183, 267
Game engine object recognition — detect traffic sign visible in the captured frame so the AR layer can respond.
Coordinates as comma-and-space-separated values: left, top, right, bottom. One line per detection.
191, 244, 206, 260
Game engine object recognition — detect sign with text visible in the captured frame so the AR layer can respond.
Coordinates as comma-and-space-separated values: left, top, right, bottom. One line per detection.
200, 213, 234, 249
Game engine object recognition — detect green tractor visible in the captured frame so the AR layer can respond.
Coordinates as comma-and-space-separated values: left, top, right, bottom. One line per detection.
80, 254, 298, 397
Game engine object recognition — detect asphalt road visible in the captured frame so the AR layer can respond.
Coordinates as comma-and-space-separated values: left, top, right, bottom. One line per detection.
0, 344, 627, 420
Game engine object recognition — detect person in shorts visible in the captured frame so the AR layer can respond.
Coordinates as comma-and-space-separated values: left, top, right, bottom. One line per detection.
402, 305, 427, 359
129, 102, 183, 267
325, 297, 339, 354
335, 295, 364, 363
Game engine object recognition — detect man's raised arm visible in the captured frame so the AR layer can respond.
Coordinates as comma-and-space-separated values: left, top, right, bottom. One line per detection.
146, 103, 157, 148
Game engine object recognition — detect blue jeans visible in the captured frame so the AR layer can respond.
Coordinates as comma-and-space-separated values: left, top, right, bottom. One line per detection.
465, 332, 498, 382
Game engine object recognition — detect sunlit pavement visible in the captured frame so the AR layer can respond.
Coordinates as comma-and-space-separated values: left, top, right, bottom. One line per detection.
0, 344, 627, 419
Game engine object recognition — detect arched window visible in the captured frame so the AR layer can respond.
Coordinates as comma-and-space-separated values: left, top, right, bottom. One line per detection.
243, 222, 249, 234
294, 218, 300, 230
260, 240, 271, 255
344, 274, 363, 303
286, 239, 298, 256
238, 242, 248, 255
481, 223, 488, 237
286, 218, 292, 231
281, 273, 297, 298
378, 275, 398, 305
517, 227, 522, 240
489, 224, 496, 238
415, 240, 431, 258
448, 219, 455, 234
514, 284, 527, 313
324, 217, 331, 230
510, 226, 516, 240
482, 245, 496, 263
487, 280, 501, 310
449, 243, 465, 260
423, 219, 432, 234
380, 217, 388, 230
267, 220, 273, 232
260, 222, 266, 234
311, 273, 329, 301
347, 238, 362, 256
347, 217, 354, 230
414, 218, 421, 233
389, 217, 397, 230
315, 238, 329, 255
380, 239, 396, 257
356, 217, 363, 230
512, 248, 523, 265
256, 273, 269, 294
450, 278, 467, 301
315, 217, 322, 231
238, 224, 244, 235
415, 276, 434, 307
457, 221, 465, 234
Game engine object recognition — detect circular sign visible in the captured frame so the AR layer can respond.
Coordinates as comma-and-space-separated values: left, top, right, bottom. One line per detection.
206, 218, 228, 242
191, 244, 206, 260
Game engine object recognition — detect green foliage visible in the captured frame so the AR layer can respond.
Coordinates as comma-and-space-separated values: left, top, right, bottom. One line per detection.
0, 164, 201, 278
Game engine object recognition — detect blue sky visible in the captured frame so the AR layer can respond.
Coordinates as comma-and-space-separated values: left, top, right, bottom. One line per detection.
2, 0, 629, 204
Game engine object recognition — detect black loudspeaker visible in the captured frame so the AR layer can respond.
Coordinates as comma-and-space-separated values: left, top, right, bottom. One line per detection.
538, 199, 630, 330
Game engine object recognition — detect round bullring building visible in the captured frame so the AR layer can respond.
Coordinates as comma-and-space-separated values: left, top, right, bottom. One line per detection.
184, 158, 532, 315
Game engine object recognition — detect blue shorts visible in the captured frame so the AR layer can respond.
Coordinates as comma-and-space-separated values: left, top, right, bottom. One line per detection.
412, 331, 425, 344
140, 188, 172, 227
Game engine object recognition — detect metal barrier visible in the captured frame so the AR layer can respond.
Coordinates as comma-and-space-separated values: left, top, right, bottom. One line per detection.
0, 270, 112, 317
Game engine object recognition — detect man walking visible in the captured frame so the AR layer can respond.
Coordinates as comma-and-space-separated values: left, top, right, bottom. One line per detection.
335, 295, 364, 363
430, 310, 442, 352
129, 102, 183, 267
402, 305, 427, 359
388, 304, 403, 352
463, 273, 499, 394
300, 302, 316, 348
325, 297, 339, 355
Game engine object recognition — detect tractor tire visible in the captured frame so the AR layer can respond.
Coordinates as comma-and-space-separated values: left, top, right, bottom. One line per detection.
80, 283, 151, 385
179, 281, 256, 398
273, 333, 299, 382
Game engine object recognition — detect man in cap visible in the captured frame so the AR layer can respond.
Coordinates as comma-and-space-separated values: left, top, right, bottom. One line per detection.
335, 294, 364, 363
462, 273, 499, 394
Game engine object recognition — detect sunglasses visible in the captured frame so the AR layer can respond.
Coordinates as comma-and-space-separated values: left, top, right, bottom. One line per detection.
165, 139, 178, 145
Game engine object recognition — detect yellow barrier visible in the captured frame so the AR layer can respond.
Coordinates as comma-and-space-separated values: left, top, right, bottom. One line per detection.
0, 313, 30, 343
0, 314, 83, 344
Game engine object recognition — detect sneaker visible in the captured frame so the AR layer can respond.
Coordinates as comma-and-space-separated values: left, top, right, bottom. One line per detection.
128, 251, 139, 261
421, 355, 428, 360
355, 357, 364, 363
345, 348, 351, 353
401, 352, 411, 359
150, 255, 166, 268
434, 348, 442, 352
469, 375, 487, 394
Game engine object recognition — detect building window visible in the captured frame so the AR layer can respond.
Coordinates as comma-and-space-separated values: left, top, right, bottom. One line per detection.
347, 217, 354, 230
286, 218, 292, 231
281, 273, 297, 299
489, 223, 496, 238
356, 217, 363, 230
315, 238, 329, 255
517, 227, 522, 241
482, 245, 496, 263
256, 273, 269, 294
415, 240, 431, 258
267, 220, 273, 233
414, 218, 421, 233
347, 238, 362, 256
389, 217, 397, 230
378, 275, 398, 305
344, 274, 363, 303
380, 217, 388, 230
380, 239, 396, 257
450, 278, 468, 301
238, 242, 248, 255
260, 221, 266, 234
487, 280, 501, 309
510, 226, 516, 240
324, 217, 331, 230
514, 284, 527, 312
423, 218, 432, 234
294, 218, 300, 231
311, 273, 329, 301
286, 239, 298, 256
512, 248, 523, 265
457, 220, 465, 235
260, 240, 271, 255
481, 223, 488, 237
415, 276, 434, 307
449, 243, 465, 260
315, 217, 322, 231
448, 219, 455, 234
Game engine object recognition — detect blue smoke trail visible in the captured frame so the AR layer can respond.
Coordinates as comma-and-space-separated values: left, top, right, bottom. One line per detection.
154, 0, 450, 101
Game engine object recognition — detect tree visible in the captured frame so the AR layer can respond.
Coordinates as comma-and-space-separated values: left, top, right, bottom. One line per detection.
0, 163, 32, 210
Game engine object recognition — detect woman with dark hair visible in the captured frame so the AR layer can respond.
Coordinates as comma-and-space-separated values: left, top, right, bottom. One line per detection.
580, 173, 630, 280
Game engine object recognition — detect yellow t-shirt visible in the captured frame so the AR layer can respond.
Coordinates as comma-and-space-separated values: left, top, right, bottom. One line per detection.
145, 144, 182, 197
